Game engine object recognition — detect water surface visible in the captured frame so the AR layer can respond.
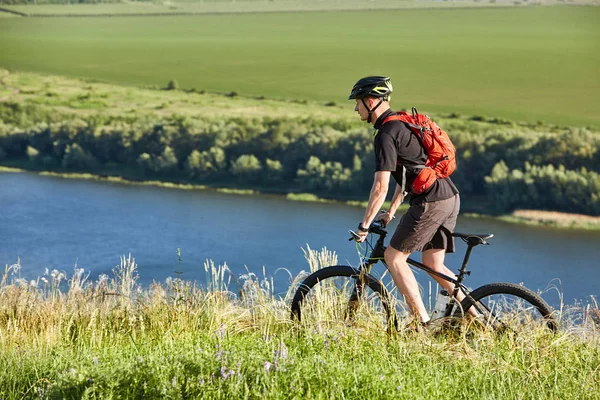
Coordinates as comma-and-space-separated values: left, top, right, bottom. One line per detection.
1, 172, 598, 307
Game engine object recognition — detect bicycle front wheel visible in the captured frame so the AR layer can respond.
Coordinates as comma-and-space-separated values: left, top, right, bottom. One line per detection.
290, 265, 397, 332
457, 282, 558, 333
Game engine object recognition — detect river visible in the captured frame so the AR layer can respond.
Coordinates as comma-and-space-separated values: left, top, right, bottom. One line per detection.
1, 172, 598, 307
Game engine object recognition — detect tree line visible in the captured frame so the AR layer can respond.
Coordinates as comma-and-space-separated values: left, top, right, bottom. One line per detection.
1, 102, 599, 215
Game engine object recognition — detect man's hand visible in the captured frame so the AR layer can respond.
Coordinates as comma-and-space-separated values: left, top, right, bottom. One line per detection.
355, 222, 369, 243
356, 230, 368, 243
376, 210, 395, 227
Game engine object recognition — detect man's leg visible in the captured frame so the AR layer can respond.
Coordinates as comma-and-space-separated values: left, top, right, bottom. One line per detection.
384, 245, 430, 323
422, 248, 477, 316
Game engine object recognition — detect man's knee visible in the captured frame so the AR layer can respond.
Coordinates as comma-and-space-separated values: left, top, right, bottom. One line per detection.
384, 245, 410, 266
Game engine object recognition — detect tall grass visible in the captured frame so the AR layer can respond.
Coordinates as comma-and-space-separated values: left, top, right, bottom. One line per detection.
0, 249, 598, 399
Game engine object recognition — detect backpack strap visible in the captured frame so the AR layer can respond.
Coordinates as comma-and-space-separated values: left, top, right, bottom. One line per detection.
382, 111, 430, 183
382, 114, 421, 131
382, 113, 426, 142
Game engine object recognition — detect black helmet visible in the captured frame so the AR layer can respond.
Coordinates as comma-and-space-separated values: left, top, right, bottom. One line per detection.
348, 76, 393, 100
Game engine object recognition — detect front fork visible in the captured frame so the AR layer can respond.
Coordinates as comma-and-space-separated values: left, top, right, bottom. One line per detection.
346, 260, 376, 317
346, 241, 386, 319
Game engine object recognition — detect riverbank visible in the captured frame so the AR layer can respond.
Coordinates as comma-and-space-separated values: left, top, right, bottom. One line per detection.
1, 69, 599, 220
3, 165, 598, 231
0, 253, 598, 399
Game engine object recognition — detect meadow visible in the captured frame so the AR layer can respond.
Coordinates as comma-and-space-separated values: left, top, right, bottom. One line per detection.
1, 250, 599, 399
0, 6, 599, 127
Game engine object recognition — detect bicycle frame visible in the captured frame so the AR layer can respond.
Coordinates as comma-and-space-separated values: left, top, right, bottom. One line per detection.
349, 224, 481, 318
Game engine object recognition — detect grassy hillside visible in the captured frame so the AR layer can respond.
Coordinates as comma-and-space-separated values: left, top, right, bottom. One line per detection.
0, 7, 599, 127
0, 252, 599, 399
0, 68, 356, 121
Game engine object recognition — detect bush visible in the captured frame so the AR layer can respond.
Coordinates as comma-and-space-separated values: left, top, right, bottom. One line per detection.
166, 80, 179, 91
230, 154, 262, 183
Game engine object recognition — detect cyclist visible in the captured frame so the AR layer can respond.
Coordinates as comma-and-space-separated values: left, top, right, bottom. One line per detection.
348, 76, 461, 325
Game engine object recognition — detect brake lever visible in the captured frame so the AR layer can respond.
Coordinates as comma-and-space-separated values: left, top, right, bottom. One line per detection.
348, 230, 361, 241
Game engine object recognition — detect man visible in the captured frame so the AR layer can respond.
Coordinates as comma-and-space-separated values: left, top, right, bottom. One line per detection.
348, 76, 461, 325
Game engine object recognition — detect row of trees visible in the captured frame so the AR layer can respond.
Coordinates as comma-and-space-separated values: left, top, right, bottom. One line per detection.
1, 105, 599, 215
486, 162, 600, 215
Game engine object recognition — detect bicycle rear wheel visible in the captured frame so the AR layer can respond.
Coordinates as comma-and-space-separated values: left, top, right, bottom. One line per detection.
456, 282, 558, 333
290, 265, 397, 332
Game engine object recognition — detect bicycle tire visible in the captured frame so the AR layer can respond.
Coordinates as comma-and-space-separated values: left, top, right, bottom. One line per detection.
455, 282, 558, 333
290, 265, 397, 331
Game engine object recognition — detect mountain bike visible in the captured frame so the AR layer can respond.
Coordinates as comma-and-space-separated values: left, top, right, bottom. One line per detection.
290, 221, 558, 333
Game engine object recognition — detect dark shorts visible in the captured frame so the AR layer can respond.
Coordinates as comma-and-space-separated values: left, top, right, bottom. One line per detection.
389, 194, 460, 254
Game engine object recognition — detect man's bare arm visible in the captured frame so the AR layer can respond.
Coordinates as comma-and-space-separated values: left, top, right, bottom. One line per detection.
361, 171, 391, 228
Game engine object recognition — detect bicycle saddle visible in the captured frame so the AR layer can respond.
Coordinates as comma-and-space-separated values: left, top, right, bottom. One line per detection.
452, 232, 494, 246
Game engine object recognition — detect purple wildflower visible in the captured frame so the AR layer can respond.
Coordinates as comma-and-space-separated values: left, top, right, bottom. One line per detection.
220, 366, 235, 379
264, 361, 273, 373
274, 342, 288, 361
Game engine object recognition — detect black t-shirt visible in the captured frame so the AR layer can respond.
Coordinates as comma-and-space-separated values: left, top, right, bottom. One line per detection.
373, 109, 458, 205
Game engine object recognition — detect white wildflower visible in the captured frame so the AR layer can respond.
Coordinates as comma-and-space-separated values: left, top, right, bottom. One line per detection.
10, 262, 21, 274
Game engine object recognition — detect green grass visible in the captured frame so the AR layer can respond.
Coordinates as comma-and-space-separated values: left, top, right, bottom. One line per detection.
1, 251, 599, 399
0, 7, 599, 127
0, 12, 21, 18
0, 68, 355, 122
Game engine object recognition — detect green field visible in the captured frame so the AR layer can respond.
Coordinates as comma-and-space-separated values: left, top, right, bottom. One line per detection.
1, 6, 599, 126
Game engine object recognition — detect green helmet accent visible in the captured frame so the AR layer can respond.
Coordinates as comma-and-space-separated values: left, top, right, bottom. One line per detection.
348, 76, 393, 100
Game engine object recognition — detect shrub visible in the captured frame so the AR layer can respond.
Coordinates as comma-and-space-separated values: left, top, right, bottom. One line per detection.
166, 79, 179, 91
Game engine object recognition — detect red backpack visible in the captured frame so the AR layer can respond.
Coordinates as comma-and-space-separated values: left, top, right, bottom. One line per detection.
382, 107, 456, 194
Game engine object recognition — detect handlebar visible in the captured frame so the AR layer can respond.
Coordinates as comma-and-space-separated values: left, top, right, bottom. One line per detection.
348, 220, 387, 241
